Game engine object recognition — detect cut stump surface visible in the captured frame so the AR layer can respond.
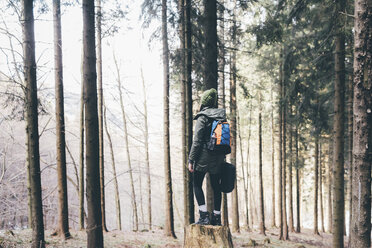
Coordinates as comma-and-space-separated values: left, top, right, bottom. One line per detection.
184, 224, 233, 248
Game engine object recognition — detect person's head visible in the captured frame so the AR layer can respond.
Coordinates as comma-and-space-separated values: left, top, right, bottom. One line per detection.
200, 88, 218, 111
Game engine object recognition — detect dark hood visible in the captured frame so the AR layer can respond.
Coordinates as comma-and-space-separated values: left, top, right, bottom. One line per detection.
194, 107, 226, 120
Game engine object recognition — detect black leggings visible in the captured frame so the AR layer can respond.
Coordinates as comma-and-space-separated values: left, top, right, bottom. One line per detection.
193, 170, 221, 211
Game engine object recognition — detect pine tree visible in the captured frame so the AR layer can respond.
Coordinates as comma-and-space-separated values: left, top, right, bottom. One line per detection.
79, 67, 85, 230
271, 86, 276, 228
115, 55, 138, 232
140, 66, 152, 230
185, 0, 194, 224
95, 0, 108, 232
350, 1, 372, 247
53, 0, 70, 239
258, 93, 265, 235
82, 0, 103, 246
22, 0, 45, 246
332, 0, 346, 246
103, 105, 121, 230
162, 0, 176, 238
230, 0, 239, 233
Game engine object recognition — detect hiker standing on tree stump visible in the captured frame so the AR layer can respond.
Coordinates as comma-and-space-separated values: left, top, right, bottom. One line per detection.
188, 88, 229, 226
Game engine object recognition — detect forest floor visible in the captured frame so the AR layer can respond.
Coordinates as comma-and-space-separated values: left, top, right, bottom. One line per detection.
0, 226, 339, 247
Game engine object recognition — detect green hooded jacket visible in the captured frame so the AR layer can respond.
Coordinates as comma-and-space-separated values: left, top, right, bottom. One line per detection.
188, 107, 226, 174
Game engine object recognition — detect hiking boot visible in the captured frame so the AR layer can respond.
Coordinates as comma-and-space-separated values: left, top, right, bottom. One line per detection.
196, 211, 210, 225
210, 213, 221, 226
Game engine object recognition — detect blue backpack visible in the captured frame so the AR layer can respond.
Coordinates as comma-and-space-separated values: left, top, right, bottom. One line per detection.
206, 120, 231, 155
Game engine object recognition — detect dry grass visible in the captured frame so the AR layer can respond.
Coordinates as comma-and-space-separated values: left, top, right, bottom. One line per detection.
0, 227, 335, 247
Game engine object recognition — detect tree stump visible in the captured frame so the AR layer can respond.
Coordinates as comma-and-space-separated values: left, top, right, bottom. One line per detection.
184, 224, 233, 248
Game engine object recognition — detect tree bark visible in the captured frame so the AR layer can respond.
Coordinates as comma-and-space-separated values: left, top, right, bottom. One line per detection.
162, 0, 176, 238
140, 65, 152, 230
22, 0, 45, 246
82, 0, 103, 246
185, 0, 194, 224
350, 1, 372, 247
103, 105, 121, 230
53, 0, 70, 239
278, 49, 284, 241
271, 86, 276, 228
282, 52, 288, 240
288, 114, 294, 232
347, 74, 353, 247
238, 113, 249, 231
184, 224, 233, 248
314, 136, 320, 235
246, 100, 253, 228
27, 152, 32, 228
218, 0, 226, 109
332, 1, 346, 246
295, 124, 300, 233
204, 0, 217, 90
327, 137, 333, 233
218, 2, 227, 223
79, 66, 85, 230
95, 0, 107, 233
258, 94, 265, 235
179, 0, 189, 227
139, 165, 145, 227
115, 55, 138, 232
319, 142, 325, 233
230, 2, 239, 233
218, 4, 229, 222
204, 0, 218, 214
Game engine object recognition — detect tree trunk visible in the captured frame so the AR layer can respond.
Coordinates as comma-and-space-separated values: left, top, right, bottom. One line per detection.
295, 124, 300, 233
218, 3, 228, 222
179, 0, 195, 225
139, 166, 145, 228
82, 0, 103, 246
246, 100, 253, 228
204, 0, 217, 90
79, 66, 85, 230
278, 49, 284, 241
184, 224, 233, 248
271, 86, 276, 228
230, 3, 239, 233
115, 55, 138, 232
238, 113, 249, 231
319, 142, 325, 233
332, 1, 346, 246
218, 0, 226, 109
314, 136, 320, 235
282, 55, 288, 240
162, 0, 176, 238
327, 137, 333, 233
244, 100, 253, 229
53, 0, 70, 239
95, 0, 107, 233
204, 0, 218, 214
179, 0, 189, 227
258, 94, 265, 235
185, 0, 194, 224
103, 105, 121, 230
347, 74, 353, 247
350, 1, 372, 247
140, 66, 152, 230
288, 115, 294, 232
22, 0, 45, 246
27, 152, 32, 228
